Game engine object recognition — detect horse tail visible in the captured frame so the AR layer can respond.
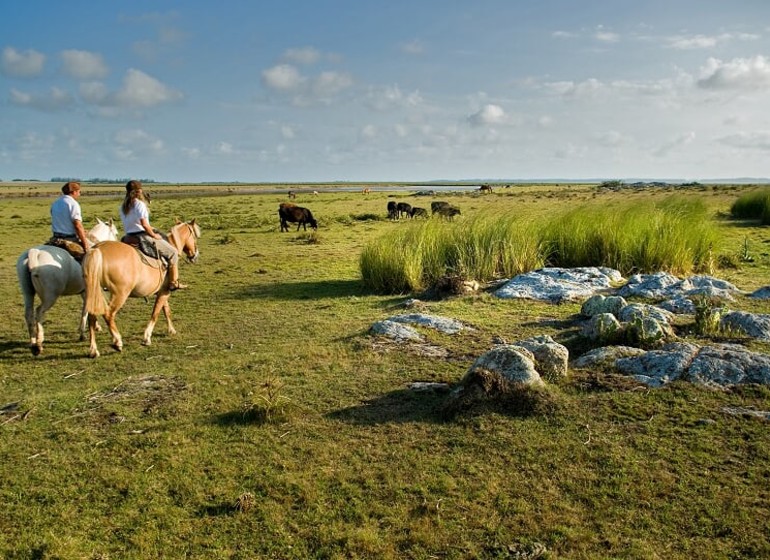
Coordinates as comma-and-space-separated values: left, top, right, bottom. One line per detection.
16, 249, 36, 300
27, 248, 45, 294
83, 248, 108, 316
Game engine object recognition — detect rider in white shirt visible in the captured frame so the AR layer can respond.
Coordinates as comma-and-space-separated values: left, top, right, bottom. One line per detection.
119, 180, 187, 290
50, 181, 90, 251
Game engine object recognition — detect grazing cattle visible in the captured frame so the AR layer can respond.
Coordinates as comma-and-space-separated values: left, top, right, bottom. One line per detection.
410, 207, 428, 219
436, 205, 461, 220
387, 201, 398, 220
396, 202, 412, 219
288, 190, 297, 199
279, 203, 318, 232
313, 190, 319, 196
362, 188, 371, 195
431, 201, 451, 215
479, 184, 493, 193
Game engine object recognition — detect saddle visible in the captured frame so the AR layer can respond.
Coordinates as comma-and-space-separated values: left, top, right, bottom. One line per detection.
45, 237, 85, 262
121, 233, 162, 262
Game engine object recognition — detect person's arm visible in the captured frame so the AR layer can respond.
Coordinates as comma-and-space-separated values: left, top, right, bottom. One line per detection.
74, 220, 91, 250
140, 217, 161, 239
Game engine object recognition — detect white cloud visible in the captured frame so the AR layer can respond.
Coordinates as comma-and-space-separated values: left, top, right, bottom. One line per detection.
282, 47, 321, 65
594, 130, 626, 147
116, 69, 182, 107
9, 87, 74, 111
80, 69, 182, 110
697, 56, 770, 91
468, 104, 506, 127
667, 33, 759, 50
365, 85, 423, 111
262, 64, 305, 91
112, 128, 165, 160
719, 131, 770, 151
61, 49, 109, 80
311, 71, 352, 96
552, 31, 576, 39
594, 26, 619, 43
1, 47, 45, 78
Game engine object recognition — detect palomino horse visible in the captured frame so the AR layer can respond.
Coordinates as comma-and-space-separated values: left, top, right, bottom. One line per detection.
16, 219, 119, 356
83, 219, 201, 358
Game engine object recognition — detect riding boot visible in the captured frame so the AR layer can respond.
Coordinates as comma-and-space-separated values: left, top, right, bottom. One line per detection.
168, 264, 188, 291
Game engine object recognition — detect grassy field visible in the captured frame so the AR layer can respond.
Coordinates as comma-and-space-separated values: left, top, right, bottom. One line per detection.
2, 182, 770, 559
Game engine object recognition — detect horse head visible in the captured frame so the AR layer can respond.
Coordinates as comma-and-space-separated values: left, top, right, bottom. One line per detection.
170, 219, 201, 263
88, 218, 119, 243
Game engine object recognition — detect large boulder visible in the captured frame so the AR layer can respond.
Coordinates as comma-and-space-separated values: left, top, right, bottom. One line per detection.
495, 267, 623, 303
582, 313, 623, 343
513, 335, 569, 382
465, 345, 544, 388
687, 344, 770, 386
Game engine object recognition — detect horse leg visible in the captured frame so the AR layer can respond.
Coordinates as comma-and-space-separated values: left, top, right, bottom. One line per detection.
87, 313, 100, 358
104, 291, 130, 352
142, 293, 172, 346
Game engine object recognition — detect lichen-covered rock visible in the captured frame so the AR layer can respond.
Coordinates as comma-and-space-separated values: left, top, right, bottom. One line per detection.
625, 316, 673, 346
616, 342, 699, 387
494, 267, 623, 303
617, 303, 674, 324
582, 313, 623, 342
619, 272, 741, 301
513, 335, 569, 382
370, 320, 423, 342
720, 311, 770, 341
388, 313, 469, 334
465, 345, 544, 388
580, 294, 628, 318
658, 296, 696, 315
572, 346, 647, 369
687, 344, 770, 386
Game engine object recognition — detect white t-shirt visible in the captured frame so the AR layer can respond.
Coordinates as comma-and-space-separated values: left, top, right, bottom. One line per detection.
120, 199, 150, 234
50, 194, 82, 236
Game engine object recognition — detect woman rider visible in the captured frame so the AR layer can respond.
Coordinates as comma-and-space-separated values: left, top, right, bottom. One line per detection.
119, 180, 187, 290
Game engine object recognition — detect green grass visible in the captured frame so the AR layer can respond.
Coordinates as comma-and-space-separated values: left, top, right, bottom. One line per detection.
362, 195, 721, 294
2, 183, 770, 558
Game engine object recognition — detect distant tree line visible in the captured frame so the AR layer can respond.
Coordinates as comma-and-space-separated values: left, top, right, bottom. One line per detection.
49, 177, 157, 184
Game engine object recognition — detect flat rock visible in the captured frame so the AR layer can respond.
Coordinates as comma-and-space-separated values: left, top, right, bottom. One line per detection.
495, 267, 623, 303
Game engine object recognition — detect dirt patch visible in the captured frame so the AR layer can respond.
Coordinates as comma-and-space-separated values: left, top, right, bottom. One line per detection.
85, 375, 187, 419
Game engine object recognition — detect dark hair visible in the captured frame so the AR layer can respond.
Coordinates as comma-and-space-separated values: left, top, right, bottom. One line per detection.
121, 180, 148, 215
62, 181, 81, 195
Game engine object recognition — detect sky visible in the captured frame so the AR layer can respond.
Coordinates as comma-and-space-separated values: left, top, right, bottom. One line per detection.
2, 0, 770, 183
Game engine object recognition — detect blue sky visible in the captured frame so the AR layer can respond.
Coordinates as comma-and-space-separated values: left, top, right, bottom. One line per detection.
2, 0, 770, 182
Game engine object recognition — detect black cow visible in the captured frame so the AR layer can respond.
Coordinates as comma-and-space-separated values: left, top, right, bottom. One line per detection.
396, 202, 412, 219
410, 207, 428, 219
387, 201, 398, 220
279, 202, 318, 232
435, 205, 461, 220
431, 201, 451, 215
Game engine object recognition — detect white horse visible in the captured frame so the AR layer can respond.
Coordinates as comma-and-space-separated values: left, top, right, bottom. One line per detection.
16, 219, 119, 356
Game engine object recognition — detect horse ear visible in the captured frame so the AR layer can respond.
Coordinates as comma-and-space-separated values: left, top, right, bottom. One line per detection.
108, 218, 114, 226
97, 217, 104, 225
175, 218, 182, 224
190, 218, 196, 226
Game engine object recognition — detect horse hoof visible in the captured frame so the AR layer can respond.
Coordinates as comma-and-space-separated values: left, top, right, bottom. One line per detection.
111, 344, 123, 352
89, 350, 100, 358
141, 339, 152, 347
30, 345, 42, 356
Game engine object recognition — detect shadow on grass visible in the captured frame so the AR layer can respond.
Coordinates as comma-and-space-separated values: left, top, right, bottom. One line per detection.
327, 388, 449, 425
